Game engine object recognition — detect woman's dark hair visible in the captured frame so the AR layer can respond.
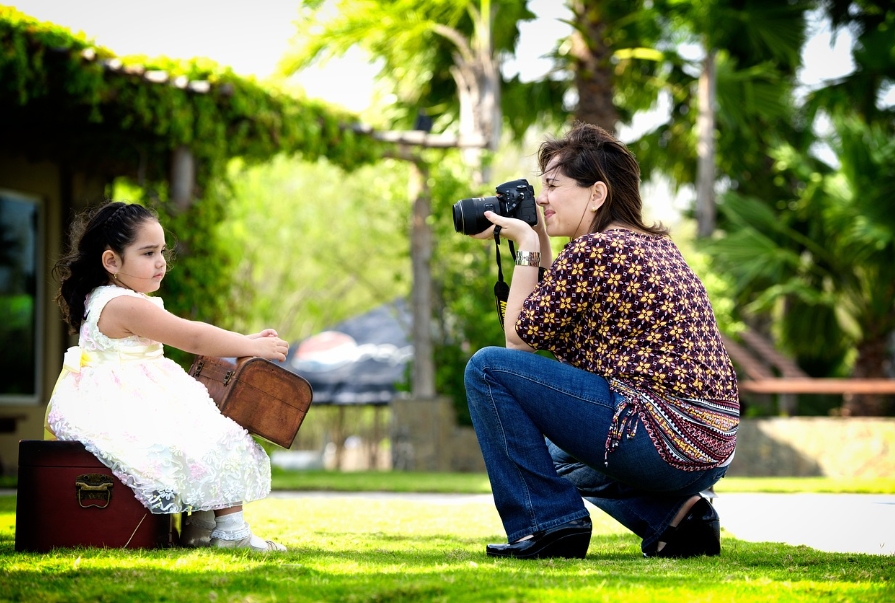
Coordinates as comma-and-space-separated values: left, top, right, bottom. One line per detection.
538, 121, 668, 237
53, 201, 160, 333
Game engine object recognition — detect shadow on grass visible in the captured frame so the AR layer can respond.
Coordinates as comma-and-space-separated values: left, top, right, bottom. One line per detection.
0, 535, 892, 603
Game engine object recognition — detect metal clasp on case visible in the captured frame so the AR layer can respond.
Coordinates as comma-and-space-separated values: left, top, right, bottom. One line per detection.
223, 370, 234, 385
75, 474, 114, 509
193, 360, 205, 377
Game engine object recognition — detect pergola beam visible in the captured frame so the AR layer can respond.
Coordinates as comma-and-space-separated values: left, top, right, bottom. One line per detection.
739, 379, 895, 395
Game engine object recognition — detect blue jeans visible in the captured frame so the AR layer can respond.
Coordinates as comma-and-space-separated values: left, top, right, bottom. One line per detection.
465, 346, 729, 554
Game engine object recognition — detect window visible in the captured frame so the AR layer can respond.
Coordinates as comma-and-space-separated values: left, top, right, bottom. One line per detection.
0, 190, 42, 403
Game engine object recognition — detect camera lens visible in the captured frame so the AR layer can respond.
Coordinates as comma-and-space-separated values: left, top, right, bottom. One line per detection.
452, 201, 466, 233
452, 197, 497, 235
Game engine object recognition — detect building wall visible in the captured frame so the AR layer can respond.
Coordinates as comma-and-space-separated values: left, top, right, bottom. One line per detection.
0, 154, 105, 474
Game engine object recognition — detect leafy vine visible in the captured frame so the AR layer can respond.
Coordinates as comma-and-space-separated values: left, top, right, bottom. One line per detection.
1, 7, 389, 351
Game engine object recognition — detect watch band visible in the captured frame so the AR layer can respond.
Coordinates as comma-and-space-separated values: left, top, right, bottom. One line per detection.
515, 250, 541, 267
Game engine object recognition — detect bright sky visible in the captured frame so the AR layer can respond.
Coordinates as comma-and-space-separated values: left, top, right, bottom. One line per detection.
7, 0, 572, 113
9, 1, 870, 113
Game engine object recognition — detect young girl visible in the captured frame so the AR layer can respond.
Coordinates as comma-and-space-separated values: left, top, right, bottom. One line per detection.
46, 201, 288, 552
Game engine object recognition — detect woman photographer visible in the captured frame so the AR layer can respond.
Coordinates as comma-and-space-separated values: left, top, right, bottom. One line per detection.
464, 122, 739, 560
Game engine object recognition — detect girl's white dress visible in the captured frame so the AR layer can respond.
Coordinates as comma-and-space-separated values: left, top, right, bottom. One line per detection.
46, 285, 271, 514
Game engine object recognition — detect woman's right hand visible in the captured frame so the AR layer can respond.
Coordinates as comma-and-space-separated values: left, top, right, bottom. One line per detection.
531, 204, 548, 241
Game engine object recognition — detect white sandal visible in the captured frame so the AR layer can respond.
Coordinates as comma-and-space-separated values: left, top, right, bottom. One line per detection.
210, 534, 287, 552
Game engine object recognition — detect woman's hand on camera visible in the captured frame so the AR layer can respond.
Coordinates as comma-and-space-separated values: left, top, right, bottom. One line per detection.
471, 211, 540, 250
532, 206, 548, 239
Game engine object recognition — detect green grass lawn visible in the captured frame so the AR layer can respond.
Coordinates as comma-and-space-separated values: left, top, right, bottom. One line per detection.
4, 469, 894, 494
267, 468, 895, 495
1, 473, 893, 602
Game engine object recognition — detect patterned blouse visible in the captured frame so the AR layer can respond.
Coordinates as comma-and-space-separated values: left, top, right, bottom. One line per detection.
516, 229, 739, 471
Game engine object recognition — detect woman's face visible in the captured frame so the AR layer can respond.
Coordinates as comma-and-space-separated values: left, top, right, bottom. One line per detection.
537, 158, 599, 239
113, 220, 167, 293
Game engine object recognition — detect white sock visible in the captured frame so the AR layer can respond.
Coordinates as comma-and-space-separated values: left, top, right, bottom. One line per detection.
211, 511, 268, 548
211, 511, 250, 540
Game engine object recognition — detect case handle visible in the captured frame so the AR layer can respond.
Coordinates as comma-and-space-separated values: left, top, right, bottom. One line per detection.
75, 473, 114, 509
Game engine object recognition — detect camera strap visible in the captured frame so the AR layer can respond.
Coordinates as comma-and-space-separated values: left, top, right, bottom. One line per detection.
493, 226, 515, 329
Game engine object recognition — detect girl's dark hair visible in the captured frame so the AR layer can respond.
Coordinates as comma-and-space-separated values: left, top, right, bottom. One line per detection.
53, 201, 159, 334
538, 121, 668, 237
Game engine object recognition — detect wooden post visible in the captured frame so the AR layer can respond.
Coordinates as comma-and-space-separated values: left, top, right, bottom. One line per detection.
409, 161, 436, 399
369, 405, 382, 469
332, 406, 346, 470
169, 145, 195, 212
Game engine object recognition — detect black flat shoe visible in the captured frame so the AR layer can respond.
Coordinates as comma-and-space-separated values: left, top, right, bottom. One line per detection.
647, 497, 721, 558
486, 517, 592, 559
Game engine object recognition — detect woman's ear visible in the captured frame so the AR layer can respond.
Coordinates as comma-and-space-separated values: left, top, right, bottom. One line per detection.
101, 249, 119, 275
591, 182, 608, 211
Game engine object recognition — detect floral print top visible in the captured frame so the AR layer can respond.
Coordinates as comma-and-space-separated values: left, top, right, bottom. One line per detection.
516, 229, 739, 470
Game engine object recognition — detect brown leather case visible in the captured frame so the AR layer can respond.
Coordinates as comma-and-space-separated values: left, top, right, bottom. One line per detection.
15, 440, 176, 552
188, 355, 313, 449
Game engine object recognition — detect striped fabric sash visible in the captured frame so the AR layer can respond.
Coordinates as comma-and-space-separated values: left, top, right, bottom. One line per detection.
606, 379, 739, 471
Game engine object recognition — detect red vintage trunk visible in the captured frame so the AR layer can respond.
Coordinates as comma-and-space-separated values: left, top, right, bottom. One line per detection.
15, 440, 177, 552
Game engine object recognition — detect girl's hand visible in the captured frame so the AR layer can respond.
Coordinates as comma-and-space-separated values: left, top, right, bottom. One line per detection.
249, 329, 279, 339
253, 335, 289, 362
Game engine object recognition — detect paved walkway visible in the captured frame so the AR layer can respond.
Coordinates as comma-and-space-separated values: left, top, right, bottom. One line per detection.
269, 491, 895, 556
709, 492, 894, 556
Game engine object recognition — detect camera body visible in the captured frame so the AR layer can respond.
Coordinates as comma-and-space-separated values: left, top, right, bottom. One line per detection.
452, 179, 538, 235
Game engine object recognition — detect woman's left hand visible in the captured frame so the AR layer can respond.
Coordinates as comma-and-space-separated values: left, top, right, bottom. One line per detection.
470, 211, 540, 249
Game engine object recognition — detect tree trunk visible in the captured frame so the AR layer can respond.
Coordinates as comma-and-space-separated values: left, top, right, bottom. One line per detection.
454, 64, 492, 186
696, 47, 717, 238
450, 14, 499, 186
844, 335, 891, 416
409, 161, 436, 398
570, 0, 619, 133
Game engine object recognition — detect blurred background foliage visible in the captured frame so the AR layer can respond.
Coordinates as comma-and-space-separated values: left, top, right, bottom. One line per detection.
183, 0, 895, 419
4, 1, 892, 421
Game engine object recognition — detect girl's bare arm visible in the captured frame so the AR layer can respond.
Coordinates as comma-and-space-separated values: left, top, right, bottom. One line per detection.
98, 296, 288, 361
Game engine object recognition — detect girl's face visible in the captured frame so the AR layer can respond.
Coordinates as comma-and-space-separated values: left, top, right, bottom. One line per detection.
110, 220, 167, 293
537, 158, 603, 239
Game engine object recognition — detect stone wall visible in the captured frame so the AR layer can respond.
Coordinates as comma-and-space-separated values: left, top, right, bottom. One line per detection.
390, 396, 894, 478
726, 417, 895, 478
390, 395, 486, 473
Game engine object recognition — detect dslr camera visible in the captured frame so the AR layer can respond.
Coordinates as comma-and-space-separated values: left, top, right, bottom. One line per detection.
452, 179, 538, 235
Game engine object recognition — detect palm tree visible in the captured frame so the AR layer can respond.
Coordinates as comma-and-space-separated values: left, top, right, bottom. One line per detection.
702, 1, 895, 415
279, 0, 548, 185
613, 0, 810, 233
547, 0, 668, 131
567, 0, 621, 131
706, 114, 895, 414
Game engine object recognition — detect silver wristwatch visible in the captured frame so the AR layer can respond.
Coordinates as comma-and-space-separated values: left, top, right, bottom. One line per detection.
515, 250, 541, 267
